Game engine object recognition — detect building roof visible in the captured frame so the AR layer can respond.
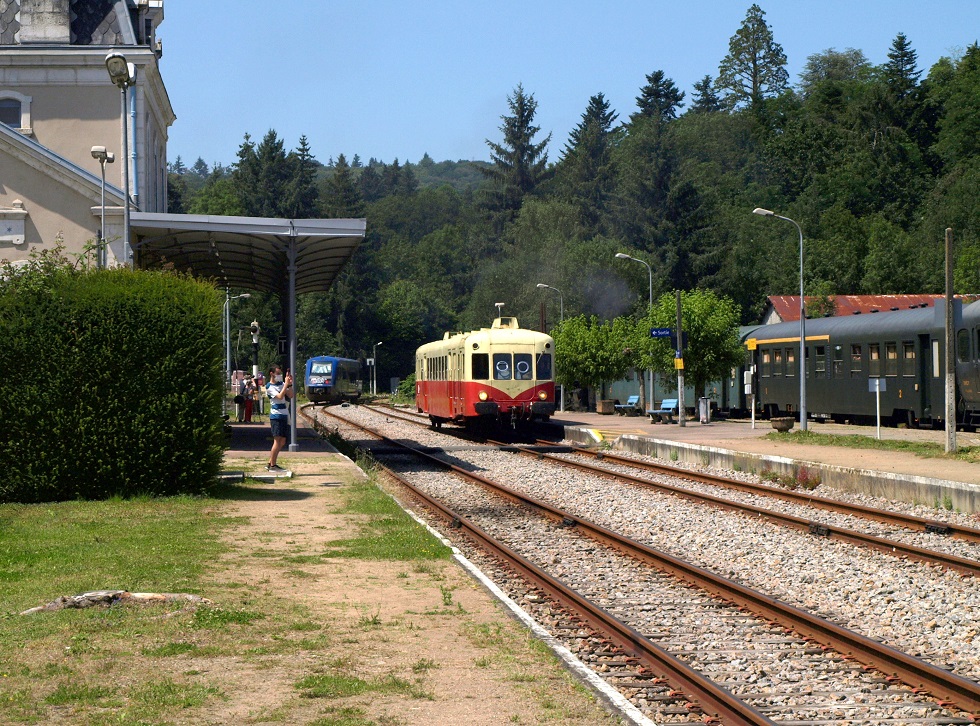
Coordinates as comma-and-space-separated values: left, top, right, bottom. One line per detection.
767, 295, 950, 322
130, 213, 367, 297
0, 0, 142, 46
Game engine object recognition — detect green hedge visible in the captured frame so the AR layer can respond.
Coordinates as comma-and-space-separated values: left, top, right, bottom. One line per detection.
0, 257, 225, 502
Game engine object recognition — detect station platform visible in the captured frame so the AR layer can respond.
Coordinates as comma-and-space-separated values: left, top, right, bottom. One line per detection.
548, 410, 980, 513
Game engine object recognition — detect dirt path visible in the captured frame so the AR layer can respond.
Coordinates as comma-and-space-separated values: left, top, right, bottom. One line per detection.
204, 452, 621, 725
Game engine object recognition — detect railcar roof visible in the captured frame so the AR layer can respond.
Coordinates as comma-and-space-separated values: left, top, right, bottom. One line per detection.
746, 305, 941, 342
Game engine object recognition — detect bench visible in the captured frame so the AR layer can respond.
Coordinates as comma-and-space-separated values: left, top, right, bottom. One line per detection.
648, 398, 679, 424
614, 395, 642, 415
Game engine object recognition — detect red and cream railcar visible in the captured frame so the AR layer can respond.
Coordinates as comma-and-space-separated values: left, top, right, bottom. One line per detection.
416, 317, 556, 427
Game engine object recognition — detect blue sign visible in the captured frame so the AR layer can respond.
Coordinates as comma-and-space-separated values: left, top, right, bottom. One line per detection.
650, 327, 672, 338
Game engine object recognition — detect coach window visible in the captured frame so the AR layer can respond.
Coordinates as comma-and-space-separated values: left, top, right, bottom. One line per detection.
902, 342, 916, 377
850, 344, 863, 377
815, 345, 827, 378
493, 353, 512, 380
514, 353, 533, 380
833, 346, 845, 377
885, 342, 898, 376
761, 349, 771, 377
785, 348, 795, 377
773, 348, 783, 376
472, 353, 489, 380
536, 352, 553, 380
869, 343, 881, 376
957, 329, 971, 363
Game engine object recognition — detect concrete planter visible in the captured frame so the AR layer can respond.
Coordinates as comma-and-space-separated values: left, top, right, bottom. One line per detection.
771, 416, 795, 432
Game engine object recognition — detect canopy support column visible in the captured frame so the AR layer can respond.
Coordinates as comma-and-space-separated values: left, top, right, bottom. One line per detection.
288, 223, 299, 452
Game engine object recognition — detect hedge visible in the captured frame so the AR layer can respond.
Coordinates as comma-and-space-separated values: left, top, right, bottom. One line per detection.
0, 255, 225, 502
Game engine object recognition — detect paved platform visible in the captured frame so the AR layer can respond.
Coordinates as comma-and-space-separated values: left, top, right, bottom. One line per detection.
549, 410, 980, 513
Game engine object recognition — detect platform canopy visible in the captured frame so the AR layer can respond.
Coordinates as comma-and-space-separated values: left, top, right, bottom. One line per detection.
129, 213, 366, 295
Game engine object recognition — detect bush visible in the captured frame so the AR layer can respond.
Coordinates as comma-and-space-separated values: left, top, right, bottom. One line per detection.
0, 253, 224, 502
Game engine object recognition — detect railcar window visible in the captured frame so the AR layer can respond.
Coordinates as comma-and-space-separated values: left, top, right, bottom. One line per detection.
958, 329, 971, 363
472, 353, 489, 380
761, 349, 771, 377
850, 344, 862, 377
833, 346, 844, 378
869, 344, 881, 376
536, 353, 553, 380
903, 342, 915, 377
773, 348, 783, 376
514, 353, 533, 380
815, 346, 826, 378
493, 353, 512, 380
885, 343, 898, 376
311, 361, 334, 376
785, 348, 795, 377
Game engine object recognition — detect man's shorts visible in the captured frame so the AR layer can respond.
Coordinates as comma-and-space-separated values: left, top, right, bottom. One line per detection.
270, 417, 289, 438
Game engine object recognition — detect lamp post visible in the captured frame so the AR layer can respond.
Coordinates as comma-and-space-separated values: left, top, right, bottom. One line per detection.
536, 283, 565, 412
753, 207, 807, 431
615, 253, 655, 415
90, 146, 114, 269
372, 341, 383, 396
224, 292, 251, 397
105, 52, 136, 268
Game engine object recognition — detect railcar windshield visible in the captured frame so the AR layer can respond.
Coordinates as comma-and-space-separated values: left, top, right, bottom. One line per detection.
536, 353, 552, 380
514, 354, 533, 380
493, 353, 512, 380
311, 361, 333, 375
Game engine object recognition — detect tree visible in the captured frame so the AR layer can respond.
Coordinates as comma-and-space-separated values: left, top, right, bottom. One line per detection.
716, 4, 789, 110
284, 135, 320, 219
633, 70, 685, 121
556, 93, 620, 231
689, 75, 724, 114
798, 48, 871, 97
552, 315, 632, 401
321, 153, 365, 218
480, 84, 553, 214
882, 32, 921, 103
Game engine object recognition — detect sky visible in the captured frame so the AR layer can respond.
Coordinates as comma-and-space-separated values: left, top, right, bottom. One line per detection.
162, 1, 980, 169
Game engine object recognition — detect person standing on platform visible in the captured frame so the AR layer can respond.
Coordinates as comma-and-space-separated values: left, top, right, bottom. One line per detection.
243, 376, 255, 423
265, 366, 293, 473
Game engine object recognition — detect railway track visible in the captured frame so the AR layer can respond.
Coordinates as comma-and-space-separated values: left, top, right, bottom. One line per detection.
308, 405, 980, 724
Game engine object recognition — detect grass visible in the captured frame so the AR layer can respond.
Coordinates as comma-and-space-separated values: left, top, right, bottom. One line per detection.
767, 429, 980, 462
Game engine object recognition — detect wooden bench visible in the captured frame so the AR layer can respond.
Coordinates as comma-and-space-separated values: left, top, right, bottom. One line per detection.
648, 398, 679, 424
614, 395, 641, 415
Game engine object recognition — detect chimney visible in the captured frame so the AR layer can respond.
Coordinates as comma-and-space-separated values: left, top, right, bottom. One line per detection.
17, 0, 71, 44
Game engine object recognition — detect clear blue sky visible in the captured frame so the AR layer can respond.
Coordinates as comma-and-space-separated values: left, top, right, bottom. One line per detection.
163, 1, 979, 169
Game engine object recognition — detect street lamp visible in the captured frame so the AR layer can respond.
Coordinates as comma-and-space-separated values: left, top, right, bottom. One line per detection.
615, 253, 655, 416
753, 207, 807, 431
224, 292, 251, 397
90, 146, 114, 269
372, 341, 383, 396
105, 52, 136, 268
536, 283, 565, 412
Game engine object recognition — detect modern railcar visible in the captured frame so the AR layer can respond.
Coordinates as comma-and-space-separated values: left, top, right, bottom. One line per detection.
744, 300, 980, 428
415, 316, 556, 427
305, 356, 362, 405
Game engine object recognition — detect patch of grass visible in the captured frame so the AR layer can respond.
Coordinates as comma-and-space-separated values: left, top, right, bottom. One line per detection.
321, 478, 451, 561
309, 705, 375, 726
128, 677, 223, 712
44, 681, 119, 706
357, 612, 382, 629
142, 641, 199, 657
411, 657, 438, 674
191, 607, 265, 629
768, 429, 980, 462
296, 671, 432, 700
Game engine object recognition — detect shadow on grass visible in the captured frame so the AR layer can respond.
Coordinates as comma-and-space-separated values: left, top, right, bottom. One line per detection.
208, 482, 314, 502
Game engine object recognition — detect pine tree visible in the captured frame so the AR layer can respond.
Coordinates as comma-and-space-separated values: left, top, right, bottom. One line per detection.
358, 164, 385, 202
480, 84, 553, 213
284, 134, 320, 219
633, 70, 685, 121
716, 3, 789, 110
883, 33, 921, 102
557, 93, 619, 231
322, 153, 365, 218
689, 75, 724, 113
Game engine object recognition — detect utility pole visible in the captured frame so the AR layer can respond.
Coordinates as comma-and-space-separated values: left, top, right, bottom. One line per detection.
676, 290, 686, 427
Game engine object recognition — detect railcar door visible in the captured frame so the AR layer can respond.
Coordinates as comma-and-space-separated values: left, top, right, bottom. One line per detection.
955, 326, 980, 425
450, 349, 463, 418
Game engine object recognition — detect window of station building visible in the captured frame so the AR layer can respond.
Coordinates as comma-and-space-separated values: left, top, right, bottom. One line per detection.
814, 345, 827, 378
832, 345, 844, 378
958, 329, 971, 363
472, 353, 489, 380
761, 349, 771, 377
493, 353, 513, 380
785, 348, 795, 377
850, 344, 863, 377
902, 342, 916, 377
0, 98, 19, 127
869, 343, 881, 376
773, 348, 783, 376
885, 342, 898, 376
535, 352, 553, 380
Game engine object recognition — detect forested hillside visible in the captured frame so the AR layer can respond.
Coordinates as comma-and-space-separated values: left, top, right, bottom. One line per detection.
167, 5, 980, 386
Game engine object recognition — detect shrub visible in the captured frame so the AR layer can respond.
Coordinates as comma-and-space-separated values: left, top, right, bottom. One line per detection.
0, 252, 224, 502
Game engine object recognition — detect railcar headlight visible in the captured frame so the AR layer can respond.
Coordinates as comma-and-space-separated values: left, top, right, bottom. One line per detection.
538, 391, 547, 401
478, 391, 488, 401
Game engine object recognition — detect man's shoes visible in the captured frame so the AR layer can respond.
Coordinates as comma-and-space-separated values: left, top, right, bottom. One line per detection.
266, 464, 286, 473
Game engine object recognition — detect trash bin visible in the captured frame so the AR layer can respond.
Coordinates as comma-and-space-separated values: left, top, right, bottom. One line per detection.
698, 397, 711, 424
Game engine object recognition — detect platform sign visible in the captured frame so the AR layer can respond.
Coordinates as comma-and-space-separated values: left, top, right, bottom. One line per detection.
868, 378, 886, 392
869, 378, 885, 439
650, 327, 672, 338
